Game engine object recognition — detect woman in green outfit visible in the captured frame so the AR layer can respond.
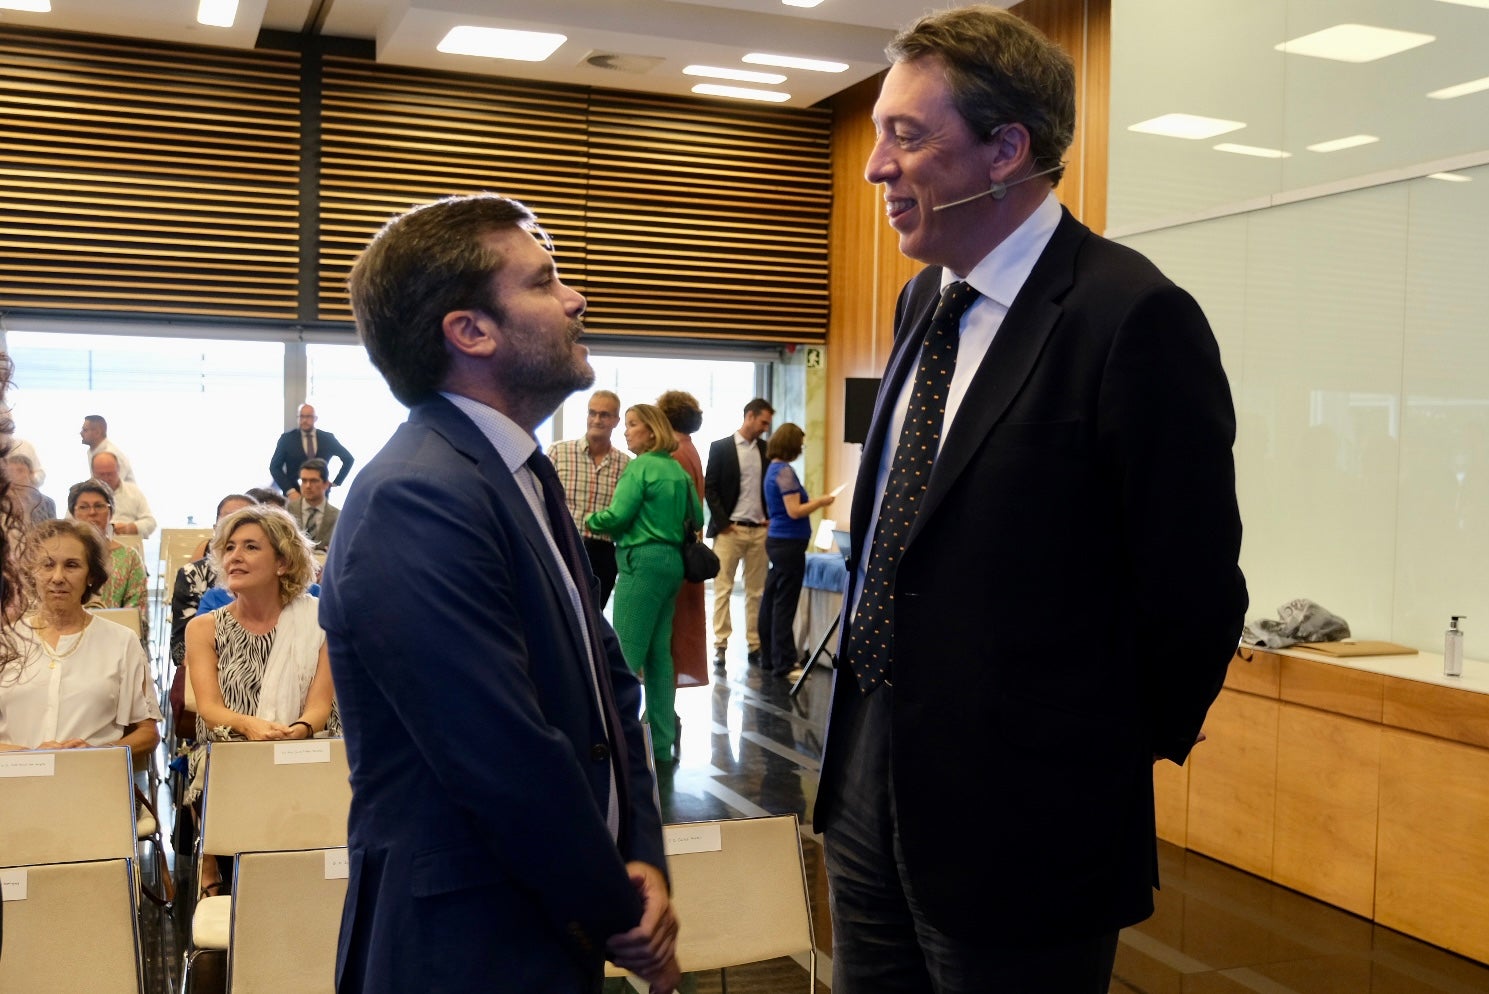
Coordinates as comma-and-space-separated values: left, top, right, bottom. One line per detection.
587, 403, 702, 765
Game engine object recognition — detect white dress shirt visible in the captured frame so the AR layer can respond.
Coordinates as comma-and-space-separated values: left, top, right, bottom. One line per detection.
109, 480, 157, 538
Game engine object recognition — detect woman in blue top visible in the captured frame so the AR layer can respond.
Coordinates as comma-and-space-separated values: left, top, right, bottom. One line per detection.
587, 403, 702, 764
758, 423, 835, 678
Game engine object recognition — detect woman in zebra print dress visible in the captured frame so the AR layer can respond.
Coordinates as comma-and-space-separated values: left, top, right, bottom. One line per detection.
185, 503, 335, 894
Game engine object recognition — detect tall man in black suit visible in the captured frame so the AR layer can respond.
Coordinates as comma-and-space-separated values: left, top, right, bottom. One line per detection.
269, 404, 355, 497
703, 397, 773, 671
813, 8, 1247, 992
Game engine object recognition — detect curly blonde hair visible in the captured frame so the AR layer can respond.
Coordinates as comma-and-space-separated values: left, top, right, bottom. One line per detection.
210, 504, 318, 606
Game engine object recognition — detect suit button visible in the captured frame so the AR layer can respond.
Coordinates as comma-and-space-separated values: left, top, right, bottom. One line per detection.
591, 743, 610, 762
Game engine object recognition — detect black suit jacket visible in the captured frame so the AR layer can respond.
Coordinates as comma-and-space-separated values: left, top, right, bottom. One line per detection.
814, 209, 1247, 943
270, 428, 355, 492
703, 433, 767, 537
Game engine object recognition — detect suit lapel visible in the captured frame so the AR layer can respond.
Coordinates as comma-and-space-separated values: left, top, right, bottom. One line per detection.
910, 211, 1086, 542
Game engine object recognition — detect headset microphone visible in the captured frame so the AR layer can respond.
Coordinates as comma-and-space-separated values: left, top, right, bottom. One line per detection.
930, 162, 1067, 212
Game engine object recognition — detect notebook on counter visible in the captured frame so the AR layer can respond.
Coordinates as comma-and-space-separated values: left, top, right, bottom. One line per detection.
1293, 640, 1417, 657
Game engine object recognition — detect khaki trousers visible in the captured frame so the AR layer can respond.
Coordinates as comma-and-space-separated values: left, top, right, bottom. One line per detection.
711, 524, 768, 651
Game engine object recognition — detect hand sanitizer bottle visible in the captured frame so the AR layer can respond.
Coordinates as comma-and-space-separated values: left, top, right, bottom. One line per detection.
1444, 616, 1466, 677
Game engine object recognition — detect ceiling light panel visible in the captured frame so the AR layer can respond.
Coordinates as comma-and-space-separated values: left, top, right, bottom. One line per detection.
1274, 24, 1435, 63
1306, 134, 1380, 152
692, 83, 791, 103
684, 65, 786, 84
1214, 143, 1292, 158
782, 0, 826, 6
1432, 0, 1489, 8
0, 0, 51, 11
1127, 113, 1246, 140
1428, 76, 1489, 99
437, 26, 567, 62
743, 53, 847, 73
1428, 172, 1473, 182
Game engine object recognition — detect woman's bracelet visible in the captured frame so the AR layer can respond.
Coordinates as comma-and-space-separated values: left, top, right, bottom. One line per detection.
288, 720, 314, 739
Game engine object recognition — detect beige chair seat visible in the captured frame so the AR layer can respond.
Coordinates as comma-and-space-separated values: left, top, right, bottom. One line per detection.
193, 893, 233, 951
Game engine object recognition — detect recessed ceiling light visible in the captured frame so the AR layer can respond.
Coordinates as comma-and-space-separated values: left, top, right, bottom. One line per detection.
684, 65, 787, 84
1306, 134, 1379, 153
692, 83, 791, 103
437, 26, 567, 62
1274, 24, 1434, 63
1127, 113, 1246, 140
743, 53, 847, 73
1214, 143, 1292, 159
783, 0, 826, 7
1433, 0, 1489, 8
0, 0, 52, 11
1428, 172, 1473, 182
1428, 75, 1489, 99
197, 0, 237, 27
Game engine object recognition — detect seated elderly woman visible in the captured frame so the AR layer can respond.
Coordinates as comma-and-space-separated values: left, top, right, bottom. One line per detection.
67, 478, 149, 642
0, 519, 161, 759
185, 503, 336, 895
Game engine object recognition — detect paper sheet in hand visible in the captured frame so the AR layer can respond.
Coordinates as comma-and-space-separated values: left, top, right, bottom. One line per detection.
814, 519, 837, 551
827, 483, 846, 498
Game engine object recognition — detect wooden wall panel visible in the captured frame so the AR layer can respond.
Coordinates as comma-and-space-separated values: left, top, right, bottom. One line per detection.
1184, 688, 1278, 879
1152, 758, 1189, 847
1377, 728, 1489, 964
1226, 649, 1281, 697
1279, 656, 1384, 722
1382, 676, 1489, 749
1272, 703, 1381, 917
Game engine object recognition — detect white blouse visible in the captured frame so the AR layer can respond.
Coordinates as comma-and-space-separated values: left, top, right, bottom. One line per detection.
0, 617, 161, 748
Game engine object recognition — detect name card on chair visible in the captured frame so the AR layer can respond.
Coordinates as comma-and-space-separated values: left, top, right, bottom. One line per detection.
274, 741, 332, 765
664, 823, 722, 856
325, 849, 350, 880
1, 868, 27, 901
0, 753, 55, 778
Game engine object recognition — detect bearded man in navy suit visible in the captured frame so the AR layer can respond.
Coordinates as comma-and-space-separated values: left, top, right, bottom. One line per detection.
320, 194, 679, 993
812, 7, 1248, 992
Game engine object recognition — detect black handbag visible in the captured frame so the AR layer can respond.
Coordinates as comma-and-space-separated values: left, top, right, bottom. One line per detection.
682, 517, 720, 583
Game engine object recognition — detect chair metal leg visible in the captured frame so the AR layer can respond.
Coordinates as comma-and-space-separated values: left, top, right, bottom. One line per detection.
790, 614, 838, 698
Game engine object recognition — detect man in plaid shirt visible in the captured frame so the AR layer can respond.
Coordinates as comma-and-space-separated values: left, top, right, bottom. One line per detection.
548, 389, 630, 607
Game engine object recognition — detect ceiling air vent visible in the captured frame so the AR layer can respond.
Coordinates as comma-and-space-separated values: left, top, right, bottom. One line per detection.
584, 51, 664, 74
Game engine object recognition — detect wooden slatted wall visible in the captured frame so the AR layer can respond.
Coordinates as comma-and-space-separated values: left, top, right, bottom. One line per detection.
583, 92, 831, 342
317, 56, 591, 325
0, 28, 302, 320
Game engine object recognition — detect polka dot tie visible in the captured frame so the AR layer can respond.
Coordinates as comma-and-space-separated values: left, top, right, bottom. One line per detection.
846, 281, 979, 695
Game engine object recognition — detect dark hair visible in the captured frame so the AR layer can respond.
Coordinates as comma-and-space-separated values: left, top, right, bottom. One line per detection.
215, 493, 256, 520
743, 397, 775, 418
348, 193, 544, 406
83, 414, 107, 432
888, 5, 1076, 184
0, 353, 23, 673
299, 458, 330, 481
766, 422, 805, 462
245, 487, 287, 508
27, 517, 111, 604
656, 390, 703, 435
67, 478, 115, 517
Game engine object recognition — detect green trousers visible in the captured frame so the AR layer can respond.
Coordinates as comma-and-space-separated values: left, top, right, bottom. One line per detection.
612, 541, 684, 759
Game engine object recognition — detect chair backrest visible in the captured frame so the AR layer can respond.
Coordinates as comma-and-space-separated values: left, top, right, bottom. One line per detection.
0, 859, 144, 993
90, 605, 143, 639
160, 526, 213, 583
113, 531, 145, 564
665, 814, 815, 973
0, 746, 136, 867
227, 848, 348, 994
200, 739, 351, 857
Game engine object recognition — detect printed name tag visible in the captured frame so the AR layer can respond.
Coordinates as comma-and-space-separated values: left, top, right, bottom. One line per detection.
0, 753, 56, 778
664, 823, 723, 856
274, 740, 332, 765
324, 849, 350, 880
1, 869, 27, 902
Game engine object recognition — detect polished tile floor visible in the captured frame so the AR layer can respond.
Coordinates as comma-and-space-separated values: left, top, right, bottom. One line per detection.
136, 588, 1489, 993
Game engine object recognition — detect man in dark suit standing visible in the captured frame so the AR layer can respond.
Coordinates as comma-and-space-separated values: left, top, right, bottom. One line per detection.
703, 398, 773, 671
269, 404, 354, 497
320, 193, 679, 993
813, 8, 1247, 992
286, 458, 340, 551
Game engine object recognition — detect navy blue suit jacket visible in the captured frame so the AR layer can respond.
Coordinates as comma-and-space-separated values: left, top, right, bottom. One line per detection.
814, 209, 1247, 943
270, 428, 355, 492
320, 396, 665, 993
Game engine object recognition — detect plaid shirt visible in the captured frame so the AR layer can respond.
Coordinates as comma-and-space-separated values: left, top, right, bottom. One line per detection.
548, 438, 631, 541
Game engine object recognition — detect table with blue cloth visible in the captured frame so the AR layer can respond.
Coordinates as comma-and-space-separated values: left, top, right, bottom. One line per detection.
792, 552, 848, 665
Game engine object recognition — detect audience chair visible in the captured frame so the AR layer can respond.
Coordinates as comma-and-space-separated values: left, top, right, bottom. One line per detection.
181, 739, 351, 993
607, 814, 816, 991
0, 858, 145, 994
134, 750, 176, 910
0, 745, 136, 868
225, 848, 348, 994
114, 530, 146, 565
155, 526, 213, 637
91, 604, 145, 640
